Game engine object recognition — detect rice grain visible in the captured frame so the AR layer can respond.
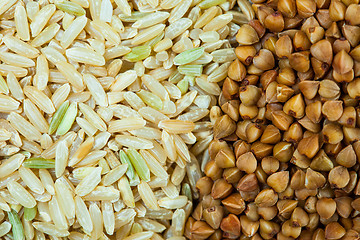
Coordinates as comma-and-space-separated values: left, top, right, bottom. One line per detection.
30, 4, 56, 37
38, 169, 55, 195
48, 196, 68, 230
23, 99, 49, 134
31, 23, 60, 48
138, 181, 160, 210
0, 94, 19, 112
74, 196, 93, 234
84, 186, 120, 201
19, 166, 45, 195
0, 154, 24, 179
6, 72, 24, 101
0, 221, 11, 237
23, 86, 55, 114
32, 222, 70, 237
83, 73, 108, 107
102, 201, 115, 235
79, 103, 107, 131
55, 61, 84, 92
54, 180, 75, 219
8, 112, 42, 142
61, 15, 87, 48
7, 180, 36, 208
65, 47, 105, 66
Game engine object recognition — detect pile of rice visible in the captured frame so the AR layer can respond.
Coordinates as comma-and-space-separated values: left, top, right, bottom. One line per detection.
0, 0, 250, 239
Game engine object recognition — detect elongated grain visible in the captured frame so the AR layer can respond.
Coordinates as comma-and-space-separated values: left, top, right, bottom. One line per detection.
39, 169, 55, 195
23, 99, 49, 133
23, 86, 55, 114
79, 103, 107, 131
75, 196, 93, 233
0, 94, 19, 111
19, 167, 45, 195
8, 112, 42, 142
54, 180, 75, 219
6, 72, 24, 101
83, 73, 108, 107
30, 4, 56, 37
102, 164, 128, 186
32, 222, 69, 237
55, 61, 84, 92
48, 197, 67, 230
7, 181, 36, 208
15, 5, 30, 41
61, 15, 87, 48
66, 47, 105, 66
138, 181, 160, 210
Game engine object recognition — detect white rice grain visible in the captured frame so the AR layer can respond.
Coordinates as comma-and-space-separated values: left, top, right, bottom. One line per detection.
54, 180, 76, 219
0, 94, 19, 112
110, 70, 137, 92
55, 141, 68, 178
140, 150, 168, 179
0, 51, 34, 68
49, 196, 68, 230
102, 201, 115, 235
0, 154, 24, 179
41, 46, 67, 65
89, 203, 103, 240
138, 181, 160, 210
131, 24, 166, 45
23, 99, 49, 134
75, 196, 93, 234
76, 150, 107, 167
158, 196, 188, 209
0, 221, 11, 237
115, 135, 153, 149
114, 0, 131, 16
108, 118, 146, 133
76, 117, 98, 136
91, 20, 120, 45
51, 83, 71, 109
56, 61, 85, 92
30, 4, 56, 37
23, 86, 55, 114
61, 15, 88, 49
79, 103, 107, 131
6, 72, 24, 101
7, 180, 36, 208
83, 73, 108, 107
66, 47, 106, 66
118, 176, 135, 208
8, 112, 42, 142
31, 23, 61, 47
15, 5, 30, 41
35, 55, 49, 91
19, 166, 45, 195
39, 169, 55, 195
75, 167, 102, 196
32, 222, 70, 237
84, 186, 120, 201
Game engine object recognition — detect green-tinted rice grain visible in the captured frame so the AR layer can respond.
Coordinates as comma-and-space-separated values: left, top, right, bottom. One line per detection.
120, 150, 135, 180
55, 1, 86, 16
126, 149, 150, 182
56, 102, 77, 136
8, 209, 24, 240
23, 158, 55, 169
173, 47, 204, 65
24, 206, 37, 221
48, 101, 69, 135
